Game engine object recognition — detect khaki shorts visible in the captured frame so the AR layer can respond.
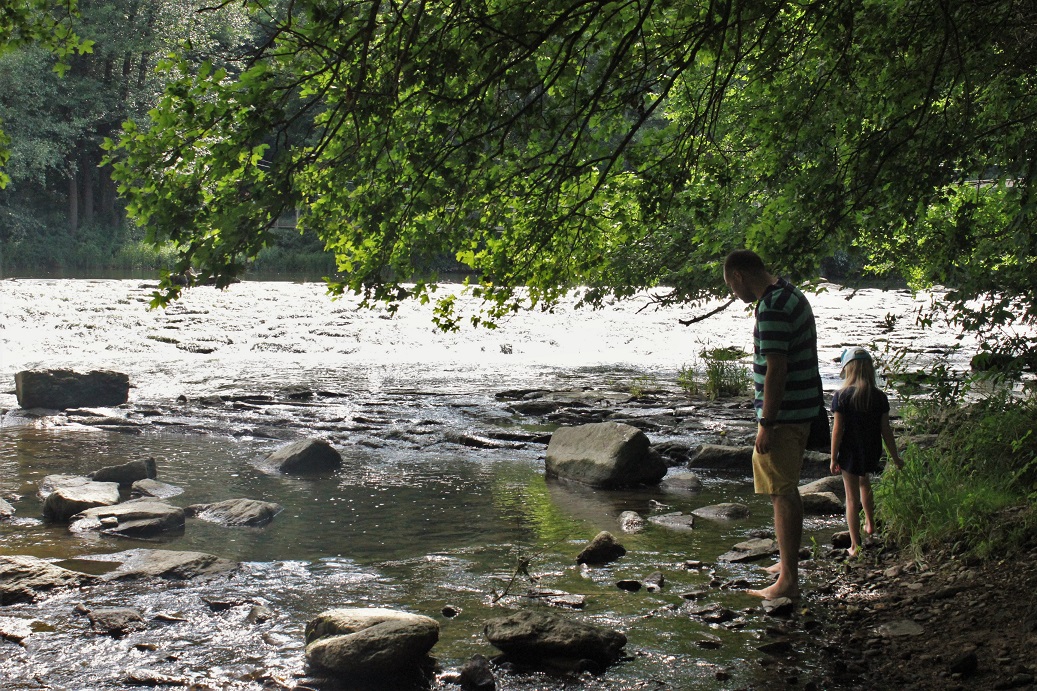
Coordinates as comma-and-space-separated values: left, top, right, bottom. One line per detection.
752, 422, 810, 495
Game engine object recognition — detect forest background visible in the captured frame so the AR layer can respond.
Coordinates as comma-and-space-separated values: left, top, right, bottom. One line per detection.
2, 0, 1037, 557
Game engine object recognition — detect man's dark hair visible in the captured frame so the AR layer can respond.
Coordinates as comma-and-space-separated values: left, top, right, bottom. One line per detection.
724, 249, 766, 274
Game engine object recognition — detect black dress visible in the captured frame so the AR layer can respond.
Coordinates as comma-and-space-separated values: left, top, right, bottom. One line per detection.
831, 386, 890, 476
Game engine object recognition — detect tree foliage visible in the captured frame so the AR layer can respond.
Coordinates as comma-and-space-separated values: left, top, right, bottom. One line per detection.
106, 0, 1037, 343
0, 0, 93, 188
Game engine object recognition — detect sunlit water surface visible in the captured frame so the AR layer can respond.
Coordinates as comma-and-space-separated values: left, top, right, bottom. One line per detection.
0, 278, 980, 689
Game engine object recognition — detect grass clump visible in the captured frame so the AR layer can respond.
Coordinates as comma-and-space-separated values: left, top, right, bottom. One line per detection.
877, 389, 1037, 559
678, 346, 751, 400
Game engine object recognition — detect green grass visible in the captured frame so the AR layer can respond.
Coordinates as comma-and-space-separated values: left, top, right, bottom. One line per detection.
876, 389, 1037, 559
678, 346, 751, 400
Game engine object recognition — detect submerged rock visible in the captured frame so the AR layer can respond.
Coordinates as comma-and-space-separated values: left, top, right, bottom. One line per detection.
80, 605, 146, 637
545, 422, 666, 488
0, 555, 96, 605
15, 369, 130, 410
260, 438, 343, 475
576, 531, 626, 565
483, 610, 626, 666
185, 498, 283, 527
690, 502, 750, 521
0, 497, 14, 520
89, 458, 157, 486
88, 549, 238, 581
304, 607, 440, 678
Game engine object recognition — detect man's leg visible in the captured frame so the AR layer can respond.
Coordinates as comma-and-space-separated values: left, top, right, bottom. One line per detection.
750, 489, 802, 599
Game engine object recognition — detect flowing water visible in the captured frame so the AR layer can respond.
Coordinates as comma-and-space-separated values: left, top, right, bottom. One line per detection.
0, 278, 978, 689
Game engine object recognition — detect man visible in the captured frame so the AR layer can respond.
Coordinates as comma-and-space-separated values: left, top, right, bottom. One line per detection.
723, 249, 821, 600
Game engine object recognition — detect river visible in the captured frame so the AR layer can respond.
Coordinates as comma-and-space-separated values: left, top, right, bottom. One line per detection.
0, 277, 976, 690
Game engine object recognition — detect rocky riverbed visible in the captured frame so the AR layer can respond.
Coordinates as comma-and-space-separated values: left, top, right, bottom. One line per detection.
0, 277, 1008, 689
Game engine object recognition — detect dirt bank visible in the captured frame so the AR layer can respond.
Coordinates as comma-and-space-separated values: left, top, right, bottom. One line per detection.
810, 526, 1037, 690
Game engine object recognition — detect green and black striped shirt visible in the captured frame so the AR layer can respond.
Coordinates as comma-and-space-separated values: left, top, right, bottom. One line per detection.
753, 278, 821, 423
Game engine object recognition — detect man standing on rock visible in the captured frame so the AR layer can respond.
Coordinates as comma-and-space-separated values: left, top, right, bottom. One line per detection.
723, 249, 821, 600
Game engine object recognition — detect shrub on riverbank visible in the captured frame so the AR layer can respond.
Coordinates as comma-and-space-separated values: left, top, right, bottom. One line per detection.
877, 390, 1037, 559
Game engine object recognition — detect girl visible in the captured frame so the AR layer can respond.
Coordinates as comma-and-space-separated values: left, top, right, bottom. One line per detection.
830, 347, 904, 556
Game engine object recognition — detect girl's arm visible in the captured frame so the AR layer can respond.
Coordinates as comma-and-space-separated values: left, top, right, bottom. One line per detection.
880, 413, 904, 469
830, 411, 845, 474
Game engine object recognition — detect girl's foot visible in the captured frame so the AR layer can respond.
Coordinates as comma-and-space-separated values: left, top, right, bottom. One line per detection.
847, 545, 860, 558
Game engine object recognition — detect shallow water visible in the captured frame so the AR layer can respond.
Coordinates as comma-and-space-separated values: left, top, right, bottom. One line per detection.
0, 278, 982, 689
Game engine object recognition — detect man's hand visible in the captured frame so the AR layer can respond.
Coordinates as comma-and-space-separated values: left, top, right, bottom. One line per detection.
755, 425, 772, 455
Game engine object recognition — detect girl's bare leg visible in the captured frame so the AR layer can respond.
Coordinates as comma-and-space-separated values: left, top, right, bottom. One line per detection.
841, 471, 862, 556
860, 474, 876, 535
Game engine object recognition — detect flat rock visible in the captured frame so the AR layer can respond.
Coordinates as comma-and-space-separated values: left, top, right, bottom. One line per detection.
717, 538, 779, 563
687, 444, 753, 472
131, 478, 184, 499
0, 555, 96, 604
691, 502, 750, 521
185, 498, 283, 527
42, 481, 121, 522
799, 474, 846, 498
648, 512, 696, 531
15, 369, 129, 410
85, 549, 238, 581
0, 497, 14, 519
69, 499, 185, 538
483, 610, 626, 664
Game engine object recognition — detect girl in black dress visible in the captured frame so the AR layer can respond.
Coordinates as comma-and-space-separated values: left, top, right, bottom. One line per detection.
830, 347, 904, 556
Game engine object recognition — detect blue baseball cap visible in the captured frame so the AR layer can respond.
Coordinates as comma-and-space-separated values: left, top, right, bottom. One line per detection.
840, 347, 872, 374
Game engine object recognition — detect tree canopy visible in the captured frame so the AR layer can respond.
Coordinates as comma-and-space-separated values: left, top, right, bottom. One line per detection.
106, 0, 1037, 348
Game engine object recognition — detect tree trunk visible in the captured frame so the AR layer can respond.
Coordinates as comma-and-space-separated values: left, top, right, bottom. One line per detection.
82, 156, 95, 229
68, 169, 79, 235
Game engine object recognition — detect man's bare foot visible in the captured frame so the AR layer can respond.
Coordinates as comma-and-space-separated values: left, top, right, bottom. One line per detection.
765, 562, 781, 574
747, 582, 799, 600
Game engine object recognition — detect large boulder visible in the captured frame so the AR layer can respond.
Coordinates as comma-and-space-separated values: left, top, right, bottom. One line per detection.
15, 369, 129, 410
42, 481, 121, 522
89, 458, 157, 486
185, 498, 283, 527
484, 610, 626, 666
260, 438, 343, 475
304, 608, 440, 678
545, 422, 666, 488
0, 555, 96, 605
68, 499, 185, 538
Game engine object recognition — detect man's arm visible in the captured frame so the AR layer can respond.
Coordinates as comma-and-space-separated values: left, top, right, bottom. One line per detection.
756, 352, 787, 454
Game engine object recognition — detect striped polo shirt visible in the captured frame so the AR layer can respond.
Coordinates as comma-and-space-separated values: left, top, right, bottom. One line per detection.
753, 278, 821, 423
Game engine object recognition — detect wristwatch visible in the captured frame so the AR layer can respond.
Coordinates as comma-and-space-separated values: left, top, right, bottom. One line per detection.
759, 417, 776, 428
